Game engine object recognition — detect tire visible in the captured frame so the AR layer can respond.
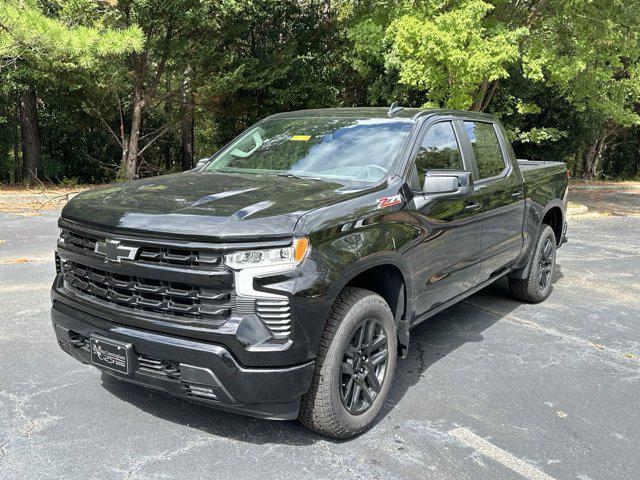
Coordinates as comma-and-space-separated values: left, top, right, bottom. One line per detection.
299, 287, 397, 439
509, 224, 557, 303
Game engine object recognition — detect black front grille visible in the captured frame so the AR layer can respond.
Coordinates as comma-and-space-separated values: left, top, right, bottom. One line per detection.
60, 229, 222, 268
61, 260, 233, 325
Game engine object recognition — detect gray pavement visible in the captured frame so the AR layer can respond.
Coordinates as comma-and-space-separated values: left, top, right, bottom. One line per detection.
570, 188, 640, 216
0, 201, 639, 480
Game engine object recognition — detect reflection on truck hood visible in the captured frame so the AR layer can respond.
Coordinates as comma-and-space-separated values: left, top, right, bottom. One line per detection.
61, 171, 375, 239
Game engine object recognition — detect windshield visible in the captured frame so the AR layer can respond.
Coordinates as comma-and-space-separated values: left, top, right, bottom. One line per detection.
205, 117, 414, 183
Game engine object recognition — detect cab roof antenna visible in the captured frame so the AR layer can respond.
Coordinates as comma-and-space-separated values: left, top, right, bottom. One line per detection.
387, 101, 404, 117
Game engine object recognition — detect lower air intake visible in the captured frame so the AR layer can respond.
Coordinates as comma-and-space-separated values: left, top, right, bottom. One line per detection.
256, 298, 291, 339
186, 385, 218, 401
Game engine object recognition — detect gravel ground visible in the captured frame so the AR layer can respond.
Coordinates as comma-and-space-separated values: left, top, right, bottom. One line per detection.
0, 198, 639, 480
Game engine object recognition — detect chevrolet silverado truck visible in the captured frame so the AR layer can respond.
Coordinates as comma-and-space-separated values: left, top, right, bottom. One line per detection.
52, 107, 568, 438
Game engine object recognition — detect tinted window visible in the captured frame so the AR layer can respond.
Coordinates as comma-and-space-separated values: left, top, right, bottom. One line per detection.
412, 122, 463, 189
464, 121, 506, 179
206, 117, 413, 183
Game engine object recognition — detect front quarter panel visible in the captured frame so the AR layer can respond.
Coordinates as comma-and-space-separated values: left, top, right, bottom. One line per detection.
272, 177, 421, 358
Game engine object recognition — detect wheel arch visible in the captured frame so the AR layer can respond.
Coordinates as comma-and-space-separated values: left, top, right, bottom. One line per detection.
510, 199, 564, 280
329, 255, 413, 357
541, 204, 564, 246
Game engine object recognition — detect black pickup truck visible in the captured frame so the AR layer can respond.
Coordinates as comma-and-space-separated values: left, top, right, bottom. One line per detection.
52, 107, 568, 438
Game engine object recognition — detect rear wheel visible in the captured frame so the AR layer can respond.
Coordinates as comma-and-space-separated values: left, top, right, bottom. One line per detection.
509, 224, 557, 303
299, 288, 397, 438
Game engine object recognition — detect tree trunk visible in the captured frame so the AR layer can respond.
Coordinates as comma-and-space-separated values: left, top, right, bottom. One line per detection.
470, 79, 498, 112
181, 85, 195, 171
19, 87, 41, 185
322, 0, 330, 19
118, 44, 171, 180
582, 137, 606, 180
13, 95, 22, 183
13, 138, 21, 183
164, 138, 173, 172
164, 77, 173, 171
636, 129, 640, 178
122, 95, 144, 180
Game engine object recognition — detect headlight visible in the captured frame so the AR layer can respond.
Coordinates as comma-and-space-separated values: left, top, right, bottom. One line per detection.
225, 237, 309, 270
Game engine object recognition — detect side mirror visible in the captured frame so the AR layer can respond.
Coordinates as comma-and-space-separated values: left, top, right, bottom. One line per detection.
194, 158, 210, 170
423, 171, 472, 195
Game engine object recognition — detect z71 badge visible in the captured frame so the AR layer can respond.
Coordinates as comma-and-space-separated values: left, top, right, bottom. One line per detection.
377, 194, 402, 209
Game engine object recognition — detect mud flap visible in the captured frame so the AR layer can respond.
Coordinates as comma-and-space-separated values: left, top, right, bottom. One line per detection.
395, 287, 409, 358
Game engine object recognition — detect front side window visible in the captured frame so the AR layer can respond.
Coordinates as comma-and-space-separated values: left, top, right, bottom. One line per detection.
463, 121, 506, 179
410, 122, 463, 190
205, 117, 414, 183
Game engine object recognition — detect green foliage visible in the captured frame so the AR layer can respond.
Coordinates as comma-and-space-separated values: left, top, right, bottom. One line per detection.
0, 0, 142, 71
386, 0, 526, 109
513, 127, 566, 144
520, 0, 640, 130
1, 0, 640, 184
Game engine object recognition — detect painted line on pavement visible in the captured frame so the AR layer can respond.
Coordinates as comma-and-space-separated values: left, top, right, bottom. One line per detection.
449, 427, 555, 480
0, 255, 53, 265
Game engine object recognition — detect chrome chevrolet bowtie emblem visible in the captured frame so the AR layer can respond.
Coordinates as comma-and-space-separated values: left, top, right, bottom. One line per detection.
94, 240, 139, 263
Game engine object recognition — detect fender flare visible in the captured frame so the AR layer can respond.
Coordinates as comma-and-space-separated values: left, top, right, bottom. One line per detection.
541, 198, 565, 222
325, 251, 414, 357
511, 199, 565, 280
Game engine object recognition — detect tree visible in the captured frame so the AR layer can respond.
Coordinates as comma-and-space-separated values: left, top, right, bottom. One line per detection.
386, 0, 526, 110
519, 0, 640, 179
346, 0, 640, 178
346, 0, 525, 110
0, 0, 142, 184
2, 0, 640, 185
91, 0, 243, 180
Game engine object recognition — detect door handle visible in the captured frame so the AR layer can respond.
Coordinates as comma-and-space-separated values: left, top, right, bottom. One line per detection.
464, 202, 481, 211
511, 191, 524, 199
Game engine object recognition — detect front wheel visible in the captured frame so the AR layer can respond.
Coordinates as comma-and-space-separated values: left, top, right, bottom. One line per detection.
299, 288, 397, 438
509, 224, 557, 303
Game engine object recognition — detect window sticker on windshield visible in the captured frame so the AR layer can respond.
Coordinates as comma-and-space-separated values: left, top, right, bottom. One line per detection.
290, 135, 311, 141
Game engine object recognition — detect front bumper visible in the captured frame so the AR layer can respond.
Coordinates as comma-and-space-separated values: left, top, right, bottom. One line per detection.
52, 301, 315, 420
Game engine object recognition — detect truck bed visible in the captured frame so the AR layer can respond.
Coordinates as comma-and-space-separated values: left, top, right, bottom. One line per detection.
518, 159, 568, 211
517, 159, 566, 172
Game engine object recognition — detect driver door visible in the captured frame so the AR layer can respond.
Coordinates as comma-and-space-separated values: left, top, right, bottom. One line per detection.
409, 120, 483, 318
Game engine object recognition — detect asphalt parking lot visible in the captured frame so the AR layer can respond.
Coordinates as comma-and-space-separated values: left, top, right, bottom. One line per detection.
1, 192, 639, 480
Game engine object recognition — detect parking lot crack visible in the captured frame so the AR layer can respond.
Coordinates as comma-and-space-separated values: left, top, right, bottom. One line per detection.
0, 381, 82, 456
0, 390, 28, 423
122, 437, 217, 479
318, 443, 364, 479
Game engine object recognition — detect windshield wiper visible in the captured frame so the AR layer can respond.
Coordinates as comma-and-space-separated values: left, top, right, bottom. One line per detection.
276, 172, 323, 181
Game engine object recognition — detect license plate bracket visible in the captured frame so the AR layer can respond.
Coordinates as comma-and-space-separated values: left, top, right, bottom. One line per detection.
90, 337, 131, 374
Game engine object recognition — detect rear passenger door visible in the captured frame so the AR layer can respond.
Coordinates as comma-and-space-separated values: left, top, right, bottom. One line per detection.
462, 121, 525, 283
409, 120, 483, 317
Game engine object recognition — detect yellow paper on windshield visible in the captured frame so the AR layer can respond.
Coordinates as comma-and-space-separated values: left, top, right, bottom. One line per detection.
290, 135, 311, 141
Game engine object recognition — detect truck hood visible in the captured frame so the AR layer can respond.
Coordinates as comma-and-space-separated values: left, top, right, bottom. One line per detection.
61, 171, 375, 239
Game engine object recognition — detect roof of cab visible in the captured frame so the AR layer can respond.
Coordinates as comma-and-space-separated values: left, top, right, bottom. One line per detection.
266, 107, 496, 122
268, 107, 421, 120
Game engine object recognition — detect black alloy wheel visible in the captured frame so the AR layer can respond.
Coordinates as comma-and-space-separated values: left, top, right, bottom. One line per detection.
538, 237, 554, 291
299, 288, 397, 438
340, 318, 389, 415
508, 224, 557, 303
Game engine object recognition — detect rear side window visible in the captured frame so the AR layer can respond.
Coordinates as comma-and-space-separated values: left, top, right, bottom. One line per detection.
464, 121, 506, 179
411, 122, 463, 189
